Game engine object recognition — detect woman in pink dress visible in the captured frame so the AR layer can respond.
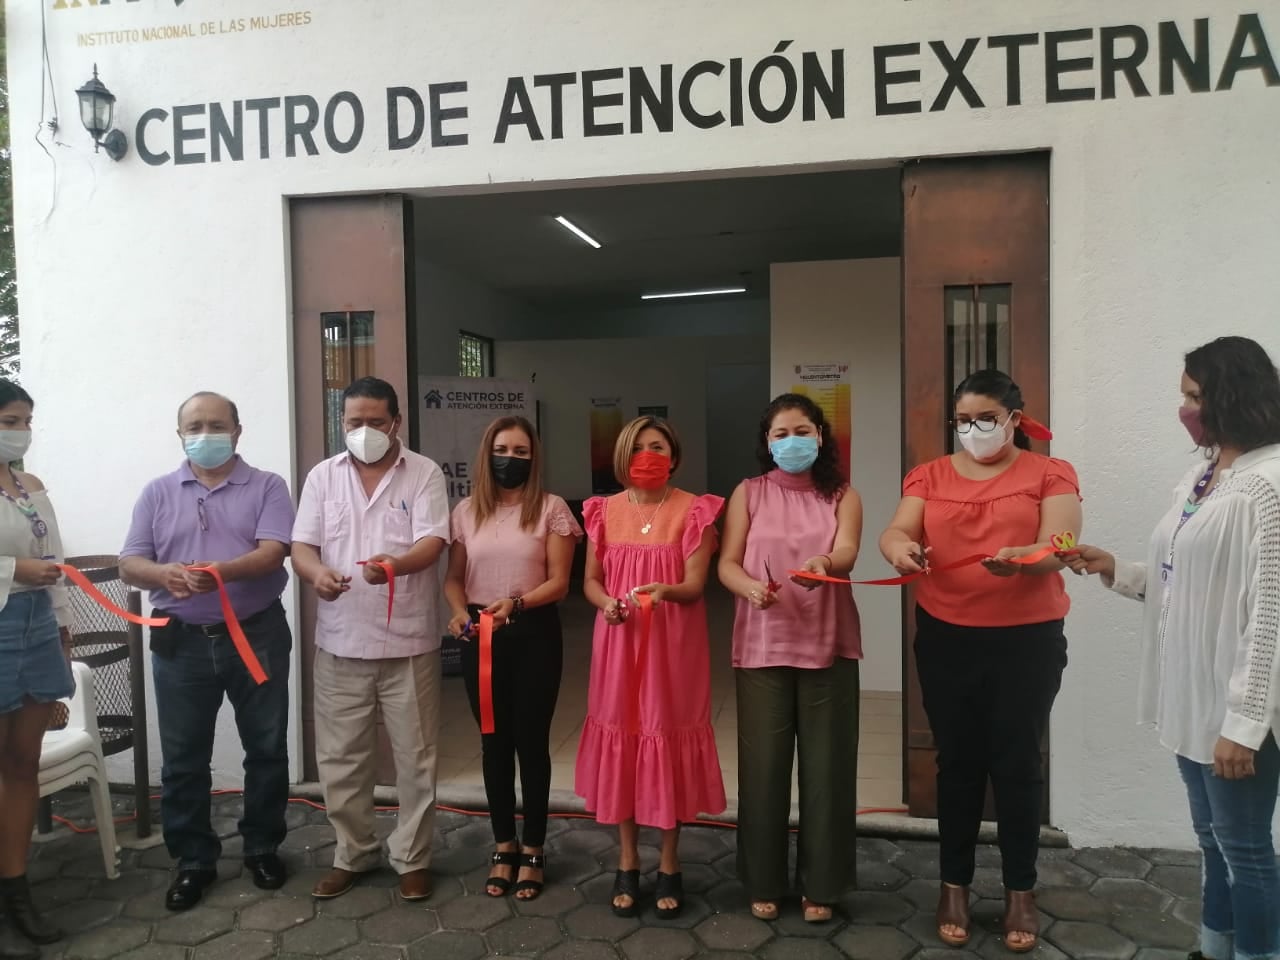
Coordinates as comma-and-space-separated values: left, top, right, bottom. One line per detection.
576, 416, 725, 920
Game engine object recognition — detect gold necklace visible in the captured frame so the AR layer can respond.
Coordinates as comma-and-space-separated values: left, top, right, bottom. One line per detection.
629, 488, 669, 535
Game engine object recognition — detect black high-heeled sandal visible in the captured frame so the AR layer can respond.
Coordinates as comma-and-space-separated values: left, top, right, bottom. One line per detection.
654, 872, 684, 919
611, 869, 641, 918
514, 852, 545, 901
485, 850, 519, 897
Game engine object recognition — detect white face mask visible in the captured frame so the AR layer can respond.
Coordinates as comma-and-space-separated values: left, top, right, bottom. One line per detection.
345, 425, 393, 465
957, 415, 1012, 462
0, 430, 32, 464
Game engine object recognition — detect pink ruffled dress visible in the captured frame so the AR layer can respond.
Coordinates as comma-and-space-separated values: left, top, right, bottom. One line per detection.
575, 488, 727, 829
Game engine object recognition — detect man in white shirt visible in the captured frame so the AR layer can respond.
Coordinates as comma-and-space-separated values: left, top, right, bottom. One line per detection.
291, 377, 449, 902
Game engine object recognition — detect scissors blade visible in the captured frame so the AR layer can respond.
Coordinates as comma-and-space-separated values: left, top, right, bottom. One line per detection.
764, 558, 781, 592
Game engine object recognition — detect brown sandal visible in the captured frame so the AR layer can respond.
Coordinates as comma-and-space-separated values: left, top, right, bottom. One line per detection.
801, 897, 832, 924
936, 883, 971, 947
1002, 889, 1039, 953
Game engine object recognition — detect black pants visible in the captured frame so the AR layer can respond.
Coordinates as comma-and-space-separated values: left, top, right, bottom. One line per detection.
914, 605, 1067, 891
461, 603, 563, 847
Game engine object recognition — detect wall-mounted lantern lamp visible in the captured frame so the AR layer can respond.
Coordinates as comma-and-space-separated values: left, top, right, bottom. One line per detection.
76, 65, 128, 161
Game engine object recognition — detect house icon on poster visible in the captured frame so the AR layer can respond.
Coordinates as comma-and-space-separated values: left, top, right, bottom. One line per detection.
424, 389, 443, 409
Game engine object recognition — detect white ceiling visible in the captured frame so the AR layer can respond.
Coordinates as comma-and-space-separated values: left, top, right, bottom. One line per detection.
411, 167, 903, 309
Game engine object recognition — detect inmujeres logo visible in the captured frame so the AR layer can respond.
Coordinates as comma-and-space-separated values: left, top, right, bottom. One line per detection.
53, 0, 187, 8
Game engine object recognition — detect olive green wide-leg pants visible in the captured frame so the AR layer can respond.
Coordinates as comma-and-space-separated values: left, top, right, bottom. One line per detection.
735, 658, 860, 904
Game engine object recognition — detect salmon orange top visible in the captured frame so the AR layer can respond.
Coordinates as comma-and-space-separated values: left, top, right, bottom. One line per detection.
903, 451, 1081, 628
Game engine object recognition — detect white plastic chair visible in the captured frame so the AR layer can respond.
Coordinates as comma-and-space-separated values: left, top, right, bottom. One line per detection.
39, 662, 120, 879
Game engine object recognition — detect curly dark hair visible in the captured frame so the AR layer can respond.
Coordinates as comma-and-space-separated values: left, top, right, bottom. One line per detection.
953, 369, 1032, 451
1184, 336, 1280, 452
755, 393, 845, 500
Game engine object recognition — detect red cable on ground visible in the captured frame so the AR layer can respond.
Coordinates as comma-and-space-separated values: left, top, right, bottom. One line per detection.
50, 788, 907, 836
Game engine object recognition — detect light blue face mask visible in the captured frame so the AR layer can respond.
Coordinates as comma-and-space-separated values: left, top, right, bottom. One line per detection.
184, 433, 235, 470
769, 435, 819, 474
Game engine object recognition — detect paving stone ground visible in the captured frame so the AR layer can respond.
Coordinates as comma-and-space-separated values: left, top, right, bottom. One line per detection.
30, 792, 1201, 960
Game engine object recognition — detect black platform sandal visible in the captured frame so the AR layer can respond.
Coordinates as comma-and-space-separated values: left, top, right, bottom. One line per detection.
514, 852, 546, 901
654, 872, 684, 919
486, 850, 519, 897
611, 869, 641, 918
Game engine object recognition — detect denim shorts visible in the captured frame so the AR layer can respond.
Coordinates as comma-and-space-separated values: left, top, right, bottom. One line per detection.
0, 589, 73, 715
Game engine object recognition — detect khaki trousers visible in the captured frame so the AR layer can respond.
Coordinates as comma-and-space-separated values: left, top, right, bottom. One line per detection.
735, 657, 860, 903
314, 649, 440, 874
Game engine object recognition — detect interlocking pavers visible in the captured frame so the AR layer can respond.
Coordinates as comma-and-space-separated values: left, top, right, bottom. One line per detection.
34, 790, 1209, 960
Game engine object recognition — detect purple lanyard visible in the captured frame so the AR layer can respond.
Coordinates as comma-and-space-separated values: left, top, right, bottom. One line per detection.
1175, 461, 1217, 535
0, 468, 50, 543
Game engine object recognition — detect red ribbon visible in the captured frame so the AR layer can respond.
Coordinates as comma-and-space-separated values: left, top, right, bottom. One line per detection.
631, 592, 653, 734
187, 566, 269, 685
789, 543, 1065, 586
356, 560, 396, 625
57, 565, 171, 627
478, 611, 495, 735
1019, 416, 1054, 441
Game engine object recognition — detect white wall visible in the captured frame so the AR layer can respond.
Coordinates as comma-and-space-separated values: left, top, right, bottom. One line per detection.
11, 0, 1280, 846
770, 259, 903, 694
498, 334, 769, 500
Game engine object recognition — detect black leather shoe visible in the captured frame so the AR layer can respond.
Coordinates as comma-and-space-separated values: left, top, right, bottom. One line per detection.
0, 876, 61, 945
245, 855, 287, 891
165, 870, 218, 912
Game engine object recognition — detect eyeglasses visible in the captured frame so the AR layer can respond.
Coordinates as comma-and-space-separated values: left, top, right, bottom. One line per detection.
197, 497, 208, 532
951, 415, 1004, 435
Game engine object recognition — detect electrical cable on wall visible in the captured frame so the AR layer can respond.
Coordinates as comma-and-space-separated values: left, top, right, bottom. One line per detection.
34, 0, 62, 223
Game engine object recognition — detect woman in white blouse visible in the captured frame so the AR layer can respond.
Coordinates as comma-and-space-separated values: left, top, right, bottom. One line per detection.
0, 380, 75, 960
1065, 336, 1280, 960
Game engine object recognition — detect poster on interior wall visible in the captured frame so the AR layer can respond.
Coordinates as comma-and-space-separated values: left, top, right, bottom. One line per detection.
417, 377, 538, 507
590, 397, 624, 494
790, 363, 852, 481
637, 404, 668, 419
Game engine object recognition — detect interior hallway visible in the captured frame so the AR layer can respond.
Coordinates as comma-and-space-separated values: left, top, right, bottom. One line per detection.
435, 586, 906, 821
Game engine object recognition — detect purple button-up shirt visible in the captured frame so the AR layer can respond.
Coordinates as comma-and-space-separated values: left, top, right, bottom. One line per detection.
121, 457, 296, 625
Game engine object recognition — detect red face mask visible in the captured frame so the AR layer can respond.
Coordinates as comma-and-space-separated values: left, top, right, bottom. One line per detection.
629, 451, 671, 490
1179, 406, 1208, 446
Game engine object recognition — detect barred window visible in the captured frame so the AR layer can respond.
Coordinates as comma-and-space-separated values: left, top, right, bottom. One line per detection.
458, 331, 494, 378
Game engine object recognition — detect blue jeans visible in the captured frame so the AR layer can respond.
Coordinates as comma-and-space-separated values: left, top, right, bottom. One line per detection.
1177, 736, 1280, 960
151, 602, 291, 870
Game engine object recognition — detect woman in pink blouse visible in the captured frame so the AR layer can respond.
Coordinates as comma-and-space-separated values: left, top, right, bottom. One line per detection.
444, 416, 582, 902
718, 393, 863, 924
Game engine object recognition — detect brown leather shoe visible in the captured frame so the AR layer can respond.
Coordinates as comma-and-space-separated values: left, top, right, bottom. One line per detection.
399, 869, 432, 902
312, 868, 360, 899
936, 882, 972, 947
1002, 889, 1040, 953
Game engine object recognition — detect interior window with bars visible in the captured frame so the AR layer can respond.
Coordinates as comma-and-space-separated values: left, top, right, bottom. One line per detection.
944, 284, 1011, 452
458, 331, 494, 378
322, 311, 375, 456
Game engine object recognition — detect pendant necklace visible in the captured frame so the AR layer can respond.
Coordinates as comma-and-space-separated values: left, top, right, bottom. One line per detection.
630, 487, 669, 535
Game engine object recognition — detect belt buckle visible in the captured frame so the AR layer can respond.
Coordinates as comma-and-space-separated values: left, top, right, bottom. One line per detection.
200, 623, 225, 638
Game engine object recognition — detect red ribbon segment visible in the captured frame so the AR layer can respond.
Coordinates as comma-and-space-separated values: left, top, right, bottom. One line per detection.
631, 592, 653, 734
57, 565, 171, 627
188, 566, 268, 686
478, 611, 495, 735
357, 560, 396, 625
789, 543, 1068, 586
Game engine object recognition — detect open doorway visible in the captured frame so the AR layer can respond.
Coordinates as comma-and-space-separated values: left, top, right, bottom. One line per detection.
287, 153, 1052, 825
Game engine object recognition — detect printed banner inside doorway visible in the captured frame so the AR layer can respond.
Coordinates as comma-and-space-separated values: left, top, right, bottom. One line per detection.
790, 363, 852, 481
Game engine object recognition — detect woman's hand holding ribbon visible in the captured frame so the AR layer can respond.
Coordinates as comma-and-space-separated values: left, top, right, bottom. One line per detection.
791, 556, 832, 590
629, 583, 667, 607
483, 597, 517, 628
14, 557, 62, 587
981, 547, 1027, 578
602, 597, 628, 626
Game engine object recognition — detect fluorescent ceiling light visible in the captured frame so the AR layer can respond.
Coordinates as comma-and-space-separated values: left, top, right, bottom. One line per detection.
554, 215, 601, 249
640, 287, 748, 301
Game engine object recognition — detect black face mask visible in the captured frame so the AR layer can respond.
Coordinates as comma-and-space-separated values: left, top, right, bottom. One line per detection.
491, 455, 532, 490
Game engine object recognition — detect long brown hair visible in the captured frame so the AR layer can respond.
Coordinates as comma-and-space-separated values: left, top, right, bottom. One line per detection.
470, 416, 546, 531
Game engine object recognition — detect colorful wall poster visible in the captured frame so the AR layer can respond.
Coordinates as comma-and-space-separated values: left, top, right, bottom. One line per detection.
790, 363, 852, 480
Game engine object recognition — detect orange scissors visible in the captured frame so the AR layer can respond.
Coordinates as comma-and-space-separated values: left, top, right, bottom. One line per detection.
1051, 532, 1078, 554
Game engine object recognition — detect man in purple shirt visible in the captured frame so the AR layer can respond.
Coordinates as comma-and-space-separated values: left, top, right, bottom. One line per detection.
120, 393, 296, 912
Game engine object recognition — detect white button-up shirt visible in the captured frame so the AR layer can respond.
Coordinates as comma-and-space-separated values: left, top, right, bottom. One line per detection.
1107, 444, 1280, 763
293, 447, 450, 660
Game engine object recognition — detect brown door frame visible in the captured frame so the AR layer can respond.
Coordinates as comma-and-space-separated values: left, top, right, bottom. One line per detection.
289, 194, 415, 784
899, 153, 1052, 820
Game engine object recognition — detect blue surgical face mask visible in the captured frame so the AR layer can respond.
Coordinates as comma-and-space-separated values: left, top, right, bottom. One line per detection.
769, 435, 820, 474
184, 433, 235, 470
